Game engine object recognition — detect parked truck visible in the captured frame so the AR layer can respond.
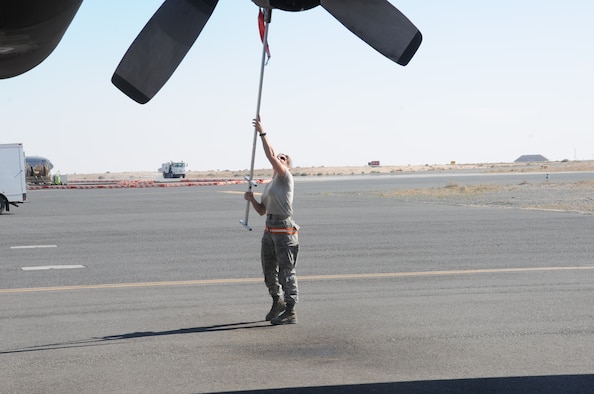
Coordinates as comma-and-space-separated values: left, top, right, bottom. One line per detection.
161, 161, 187, 179
0, 143, 27, 214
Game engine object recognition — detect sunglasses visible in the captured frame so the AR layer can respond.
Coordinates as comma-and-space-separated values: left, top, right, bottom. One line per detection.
277, 155, 287, 161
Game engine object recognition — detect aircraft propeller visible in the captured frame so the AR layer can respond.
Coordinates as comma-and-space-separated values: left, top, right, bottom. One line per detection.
111, 0, 422, 104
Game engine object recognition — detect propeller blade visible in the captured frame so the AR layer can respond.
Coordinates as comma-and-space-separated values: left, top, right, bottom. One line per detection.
112, 0, 219, 104
320, 0, 421, 66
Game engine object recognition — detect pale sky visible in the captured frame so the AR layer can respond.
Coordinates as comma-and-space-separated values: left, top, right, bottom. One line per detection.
3, 1, 593, 174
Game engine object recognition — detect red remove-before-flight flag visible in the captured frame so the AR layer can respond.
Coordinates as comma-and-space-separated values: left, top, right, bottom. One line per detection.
258, 9, 271, 62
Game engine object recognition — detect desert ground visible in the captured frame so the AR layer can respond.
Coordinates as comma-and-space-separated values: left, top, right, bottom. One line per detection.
65, 160, 594, 182
56, 160, 594, 214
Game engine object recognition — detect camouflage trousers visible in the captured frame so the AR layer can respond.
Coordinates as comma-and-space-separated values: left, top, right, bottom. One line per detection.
261, 217, 299, 305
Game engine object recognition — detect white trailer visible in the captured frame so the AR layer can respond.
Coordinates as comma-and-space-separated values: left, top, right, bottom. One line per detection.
0, 143, 28, 214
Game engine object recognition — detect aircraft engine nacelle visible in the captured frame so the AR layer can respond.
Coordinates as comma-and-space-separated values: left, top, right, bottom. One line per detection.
0, 0, 83, 79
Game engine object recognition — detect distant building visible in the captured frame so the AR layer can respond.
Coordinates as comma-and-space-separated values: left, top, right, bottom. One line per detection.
514, 154, 549, 163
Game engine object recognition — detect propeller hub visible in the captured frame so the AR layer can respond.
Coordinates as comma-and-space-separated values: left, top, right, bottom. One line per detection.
252, 0, 320, 12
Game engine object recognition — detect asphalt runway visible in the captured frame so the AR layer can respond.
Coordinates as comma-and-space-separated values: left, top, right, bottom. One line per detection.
1, 174, 593, 393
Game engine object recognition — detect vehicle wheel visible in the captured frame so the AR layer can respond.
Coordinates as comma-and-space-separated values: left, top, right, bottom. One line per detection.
0, 198, 6, 214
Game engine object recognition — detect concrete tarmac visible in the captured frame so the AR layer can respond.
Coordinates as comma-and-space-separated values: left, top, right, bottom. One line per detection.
1, 174, 593, 393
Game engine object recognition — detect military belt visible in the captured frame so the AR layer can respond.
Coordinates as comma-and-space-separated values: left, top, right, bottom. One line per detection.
267, 214, 290, 220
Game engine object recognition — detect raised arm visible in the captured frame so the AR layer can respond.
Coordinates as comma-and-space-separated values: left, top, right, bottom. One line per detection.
253, 116, 287, 178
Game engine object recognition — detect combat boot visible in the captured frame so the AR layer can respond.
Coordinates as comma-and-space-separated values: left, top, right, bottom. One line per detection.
271, 303, 297, 325
265, 297, 286, 321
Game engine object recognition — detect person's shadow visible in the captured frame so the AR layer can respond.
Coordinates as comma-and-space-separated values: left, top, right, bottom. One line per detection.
0, 321, 270, 355
100, 320, 270, 340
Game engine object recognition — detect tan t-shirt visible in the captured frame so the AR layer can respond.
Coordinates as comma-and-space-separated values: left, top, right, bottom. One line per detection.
262, 170, 294, 216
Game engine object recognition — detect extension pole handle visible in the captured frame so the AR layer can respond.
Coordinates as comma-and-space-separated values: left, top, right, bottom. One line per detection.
241, 8, 272, 231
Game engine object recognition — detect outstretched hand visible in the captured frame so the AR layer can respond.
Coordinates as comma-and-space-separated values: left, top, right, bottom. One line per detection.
252, 115, 265, 135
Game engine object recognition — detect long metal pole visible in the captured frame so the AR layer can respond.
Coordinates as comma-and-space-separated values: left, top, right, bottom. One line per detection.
240, 8, 272, 231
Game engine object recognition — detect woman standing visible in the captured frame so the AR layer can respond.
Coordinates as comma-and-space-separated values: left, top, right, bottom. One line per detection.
244, 116, 300, 325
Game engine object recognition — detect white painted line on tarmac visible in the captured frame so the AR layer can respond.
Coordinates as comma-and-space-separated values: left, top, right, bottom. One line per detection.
21, 265, 85, 271
11, 245, 58, 249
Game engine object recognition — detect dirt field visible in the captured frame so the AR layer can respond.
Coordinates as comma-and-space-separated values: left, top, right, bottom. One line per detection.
61, 161, 594, 214
66, 160, 594, 182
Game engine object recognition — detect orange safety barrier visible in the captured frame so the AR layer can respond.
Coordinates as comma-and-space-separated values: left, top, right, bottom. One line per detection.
265, 225, 298, 235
